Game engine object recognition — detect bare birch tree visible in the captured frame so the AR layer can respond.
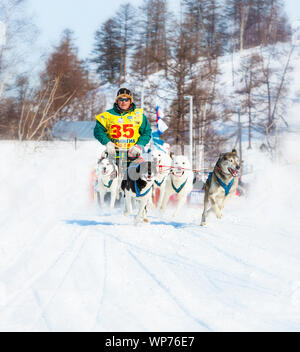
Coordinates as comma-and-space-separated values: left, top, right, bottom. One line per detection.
18, 76, 76, 141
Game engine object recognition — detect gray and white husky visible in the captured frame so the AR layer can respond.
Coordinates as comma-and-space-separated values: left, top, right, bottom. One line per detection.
201, 149, 240, 226
95, 152, 119, 209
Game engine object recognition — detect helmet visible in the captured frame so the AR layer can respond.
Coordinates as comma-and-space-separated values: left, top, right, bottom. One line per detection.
116, 87, 133, 104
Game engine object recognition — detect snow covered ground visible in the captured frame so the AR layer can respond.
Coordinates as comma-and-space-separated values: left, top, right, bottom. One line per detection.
0, 132, 300, 332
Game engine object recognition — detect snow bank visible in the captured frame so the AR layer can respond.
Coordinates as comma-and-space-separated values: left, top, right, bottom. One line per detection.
0, 138, 300, 331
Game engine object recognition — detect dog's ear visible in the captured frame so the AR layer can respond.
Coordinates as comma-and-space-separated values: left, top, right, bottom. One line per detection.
232, 149, 237, 155
99, 151, 108, 161
217, 153, 225, 165
170, 152, 174, 160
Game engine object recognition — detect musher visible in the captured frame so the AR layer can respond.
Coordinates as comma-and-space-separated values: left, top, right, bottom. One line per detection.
94, 88, 152, 165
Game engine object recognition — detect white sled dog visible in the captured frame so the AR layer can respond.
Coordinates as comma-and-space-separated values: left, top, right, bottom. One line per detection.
121, 161, 157, 225
151, 149, 172, 208
201, 149, 240, 226
161, 155, 194, 217
95, 152, 119, 209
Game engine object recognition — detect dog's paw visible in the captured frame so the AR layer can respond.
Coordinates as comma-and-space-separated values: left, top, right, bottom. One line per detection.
200, 222, 207, 227
156, 202, 162, 209
143, 218, 149, 223
134, 219, 142, 226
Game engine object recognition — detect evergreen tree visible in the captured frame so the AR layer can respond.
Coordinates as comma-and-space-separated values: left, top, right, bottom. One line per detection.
116, 3, 136, 84
182, 0, 227, 57
132, 0, 170, 78
92, 3, 136, 85
92, 18, 121, 85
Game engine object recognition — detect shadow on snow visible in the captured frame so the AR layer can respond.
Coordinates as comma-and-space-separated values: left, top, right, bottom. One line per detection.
64, 219, 191, 229
64, 220, 115, 227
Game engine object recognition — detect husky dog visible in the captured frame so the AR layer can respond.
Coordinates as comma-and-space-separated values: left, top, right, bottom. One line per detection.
121, 161, 157, 224
151, 149, 172, 208
161, 155, 194, 217
95, 152, 119, 209
201, 149, 240, 226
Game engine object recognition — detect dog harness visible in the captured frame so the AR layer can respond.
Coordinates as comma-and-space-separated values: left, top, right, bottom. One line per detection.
207, 172, 234, 196
171, 178, 187, 194
102, 179, 113, 189
154, 177, 166, 187
101, 165, 118, 189
134, 181, 152, 198
127, 163, 152, 198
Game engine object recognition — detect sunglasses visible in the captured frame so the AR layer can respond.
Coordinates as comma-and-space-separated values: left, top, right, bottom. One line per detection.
119, 98, 130, 102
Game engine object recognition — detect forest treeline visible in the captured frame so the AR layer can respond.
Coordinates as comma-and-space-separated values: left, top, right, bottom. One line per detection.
0, 0, 293, 160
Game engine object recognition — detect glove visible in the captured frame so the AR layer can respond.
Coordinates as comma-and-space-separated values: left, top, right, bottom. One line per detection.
128, 144, 142, 158
106, 141, 116, 157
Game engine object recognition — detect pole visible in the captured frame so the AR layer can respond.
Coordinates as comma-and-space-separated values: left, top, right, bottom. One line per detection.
141, 81, 145, 109
238, 109, 242, 179
184, 95, 193, 166
189, 96, 193, 168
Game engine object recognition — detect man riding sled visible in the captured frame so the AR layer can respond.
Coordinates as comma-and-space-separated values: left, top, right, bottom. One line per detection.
94, 87, 152, 165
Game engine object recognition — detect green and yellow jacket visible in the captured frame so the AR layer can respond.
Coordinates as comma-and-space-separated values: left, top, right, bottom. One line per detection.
94, 103, 152, 149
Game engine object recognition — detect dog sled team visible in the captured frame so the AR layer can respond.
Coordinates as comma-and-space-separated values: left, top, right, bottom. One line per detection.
93, 88, 241, 226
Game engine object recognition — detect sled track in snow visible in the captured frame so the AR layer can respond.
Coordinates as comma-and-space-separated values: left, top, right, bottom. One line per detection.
92, 237, 108, 331
29, 228, 90, 331
184, 226, 278, 279
0, 226, 88, 327
91, 215, 283, 303
84, 221, 216, 331
127, 249, 213, 332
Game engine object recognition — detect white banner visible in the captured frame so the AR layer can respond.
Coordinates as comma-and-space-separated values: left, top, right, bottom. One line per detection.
157, 119, 168, 134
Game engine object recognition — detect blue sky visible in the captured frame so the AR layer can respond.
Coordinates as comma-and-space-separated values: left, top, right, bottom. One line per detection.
28, 0, 299, 60
28, 0, 176, 59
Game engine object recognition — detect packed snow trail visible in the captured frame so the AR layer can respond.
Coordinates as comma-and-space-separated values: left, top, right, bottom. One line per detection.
0, 140, 300, 332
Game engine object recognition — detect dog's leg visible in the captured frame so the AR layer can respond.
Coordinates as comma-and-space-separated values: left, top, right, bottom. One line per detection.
135, 201, 145, 225
157, 183, 166, 209
210, 196, 222, 219
142, 205, 148, 223
100, 189, 106, 208
152, 186, 156, 206
201, 190, 209, 226
222, 191, 235, 210
110, 191, 117, 209
160, 189, 170, 213
116, 187, 120, 200
220, 197, 227, 216
143, 199, 151, 223
124, 192, 133, 216
173, 196, 186, 218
